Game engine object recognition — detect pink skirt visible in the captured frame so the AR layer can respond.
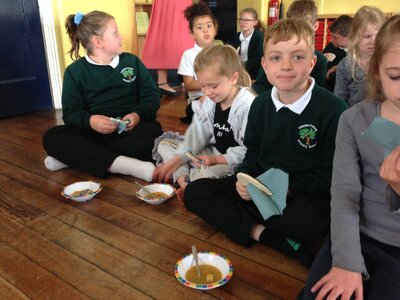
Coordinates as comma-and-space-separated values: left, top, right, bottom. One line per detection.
141, 0, 194, 69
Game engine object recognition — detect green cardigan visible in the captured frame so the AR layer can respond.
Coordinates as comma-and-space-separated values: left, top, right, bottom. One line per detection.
62, 53, 160, 130
238, 84, 347, 198
230, 29, 264, 80
252, 50, 328, 95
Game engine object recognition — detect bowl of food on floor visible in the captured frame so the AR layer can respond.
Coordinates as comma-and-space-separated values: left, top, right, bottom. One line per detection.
62, 181, 102, 202
135, 182, 175, 205
175, 250, 233, 290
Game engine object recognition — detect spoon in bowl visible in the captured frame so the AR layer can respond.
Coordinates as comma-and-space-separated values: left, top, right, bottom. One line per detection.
134, 181, 158, 199
191, 245, 201, 276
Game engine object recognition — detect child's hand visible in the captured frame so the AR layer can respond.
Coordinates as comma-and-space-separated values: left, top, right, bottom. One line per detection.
193, 155, 215, 167
153, 156, 185, 183
235, 180, 251, 201
193, 155, 227, 168
311, 267, 363, 300
90, 115, 118, 134
326, 65, 337, 79
380, 146, 400, 195
324, 52, 336, 62
123, 112, 140, 130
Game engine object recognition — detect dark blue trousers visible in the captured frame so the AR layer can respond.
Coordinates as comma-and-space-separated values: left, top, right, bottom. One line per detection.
298, 234, 400, 300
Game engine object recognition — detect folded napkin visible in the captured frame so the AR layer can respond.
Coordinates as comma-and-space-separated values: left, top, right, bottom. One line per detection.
362, 116, 400, 156
110, 117, 129, 134
117, 122, 128, 134
247, 168, 289, 220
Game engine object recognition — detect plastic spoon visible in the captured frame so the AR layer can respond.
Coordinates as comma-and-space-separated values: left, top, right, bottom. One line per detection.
191, 245, 201, 277
134, 181, 158, 199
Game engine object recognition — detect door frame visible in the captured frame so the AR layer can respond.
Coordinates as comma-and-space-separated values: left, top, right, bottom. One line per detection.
38, 0, 62, 109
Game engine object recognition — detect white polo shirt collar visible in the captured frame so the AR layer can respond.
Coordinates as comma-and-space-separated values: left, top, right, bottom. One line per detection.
271, 78, 315, 114
194, 43, 203, 52
239, 29, 254, 42
85, 54, 120, 68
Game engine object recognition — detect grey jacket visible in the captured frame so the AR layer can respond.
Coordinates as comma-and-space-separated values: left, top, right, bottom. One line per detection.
334, 56, 368, 107
177, 87, 255, 166
330, 100, 400, 278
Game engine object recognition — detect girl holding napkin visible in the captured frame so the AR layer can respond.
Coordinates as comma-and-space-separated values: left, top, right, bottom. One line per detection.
300, 15, 400, 300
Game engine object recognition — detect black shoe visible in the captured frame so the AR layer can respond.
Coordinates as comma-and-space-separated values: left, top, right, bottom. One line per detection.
158, 82, 181, 96
297, 247, 313, 268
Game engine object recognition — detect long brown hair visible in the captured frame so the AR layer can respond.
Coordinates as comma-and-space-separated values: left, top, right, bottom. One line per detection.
65, 11, 114, 61
368, 14, 400, 101
240, 8, 264, 32
347, 6, 385, 80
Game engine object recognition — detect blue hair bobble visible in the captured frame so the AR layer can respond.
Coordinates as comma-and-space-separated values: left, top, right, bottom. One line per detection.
74, 12, 84, 26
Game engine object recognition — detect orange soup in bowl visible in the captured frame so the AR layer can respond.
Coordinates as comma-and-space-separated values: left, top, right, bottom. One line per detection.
185, 264, 222, 284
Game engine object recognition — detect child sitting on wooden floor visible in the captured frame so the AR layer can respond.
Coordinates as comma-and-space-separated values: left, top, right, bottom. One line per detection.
300, 14, 400, 299
184, 19, 347, 266
153, 44, 254, 202
43, 11, 162, 181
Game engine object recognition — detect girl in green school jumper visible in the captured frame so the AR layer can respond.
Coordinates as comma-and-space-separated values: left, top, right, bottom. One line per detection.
42, 11, 162, 181
230, 8, 264, 80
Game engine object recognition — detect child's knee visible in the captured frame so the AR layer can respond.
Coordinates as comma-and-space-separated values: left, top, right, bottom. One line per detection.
183, 183, 197, 210
157, 138, 177, 159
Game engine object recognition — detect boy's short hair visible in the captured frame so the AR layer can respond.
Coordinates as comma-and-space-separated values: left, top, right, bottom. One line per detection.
286, 0, 318, 26
329, 15, 353, 37
264, 18, 315, 54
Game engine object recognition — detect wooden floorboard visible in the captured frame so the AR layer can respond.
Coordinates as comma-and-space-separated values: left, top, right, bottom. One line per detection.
0, 275, 30, 300
0, 94, 308, 299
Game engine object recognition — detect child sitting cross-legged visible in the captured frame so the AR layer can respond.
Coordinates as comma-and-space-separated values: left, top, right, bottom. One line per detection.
153, 44, 255, 202
184, 18, 347, 266
42, 11, 162, 181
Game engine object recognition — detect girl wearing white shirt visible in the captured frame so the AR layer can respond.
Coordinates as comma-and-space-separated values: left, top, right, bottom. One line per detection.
231, 8, 264, 80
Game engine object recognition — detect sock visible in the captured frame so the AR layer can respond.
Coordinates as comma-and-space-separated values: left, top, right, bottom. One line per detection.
286, 238, 301, 251
44, 156, 68, 171
108, 155, 155, 182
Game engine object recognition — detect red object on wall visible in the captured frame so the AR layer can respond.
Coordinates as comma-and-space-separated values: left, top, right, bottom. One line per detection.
268, 0, 280, 25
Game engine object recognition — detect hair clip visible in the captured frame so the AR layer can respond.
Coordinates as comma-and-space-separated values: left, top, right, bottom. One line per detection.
74, 12, 84, 26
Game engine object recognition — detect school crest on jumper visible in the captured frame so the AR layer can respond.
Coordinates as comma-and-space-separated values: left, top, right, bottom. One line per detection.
297, 124, 318, 149
120, 67, 136, 82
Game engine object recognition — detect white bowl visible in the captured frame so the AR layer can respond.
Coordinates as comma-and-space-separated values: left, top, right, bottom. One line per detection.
136, 183, 175, 205
175, 251, 233, 290
62, 181, 102, 202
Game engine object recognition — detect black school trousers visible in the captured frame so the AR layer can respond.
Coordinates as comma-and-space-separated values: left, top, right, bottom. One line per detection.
42, 122, 162, 178
184, 175, 330, 248
298, 234, 400, 300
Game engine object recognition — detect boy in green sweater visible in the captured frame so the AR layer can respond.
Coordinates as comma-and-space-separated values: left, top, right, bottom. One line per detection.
185, 18, 347, 265
252, 0, 328, 95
